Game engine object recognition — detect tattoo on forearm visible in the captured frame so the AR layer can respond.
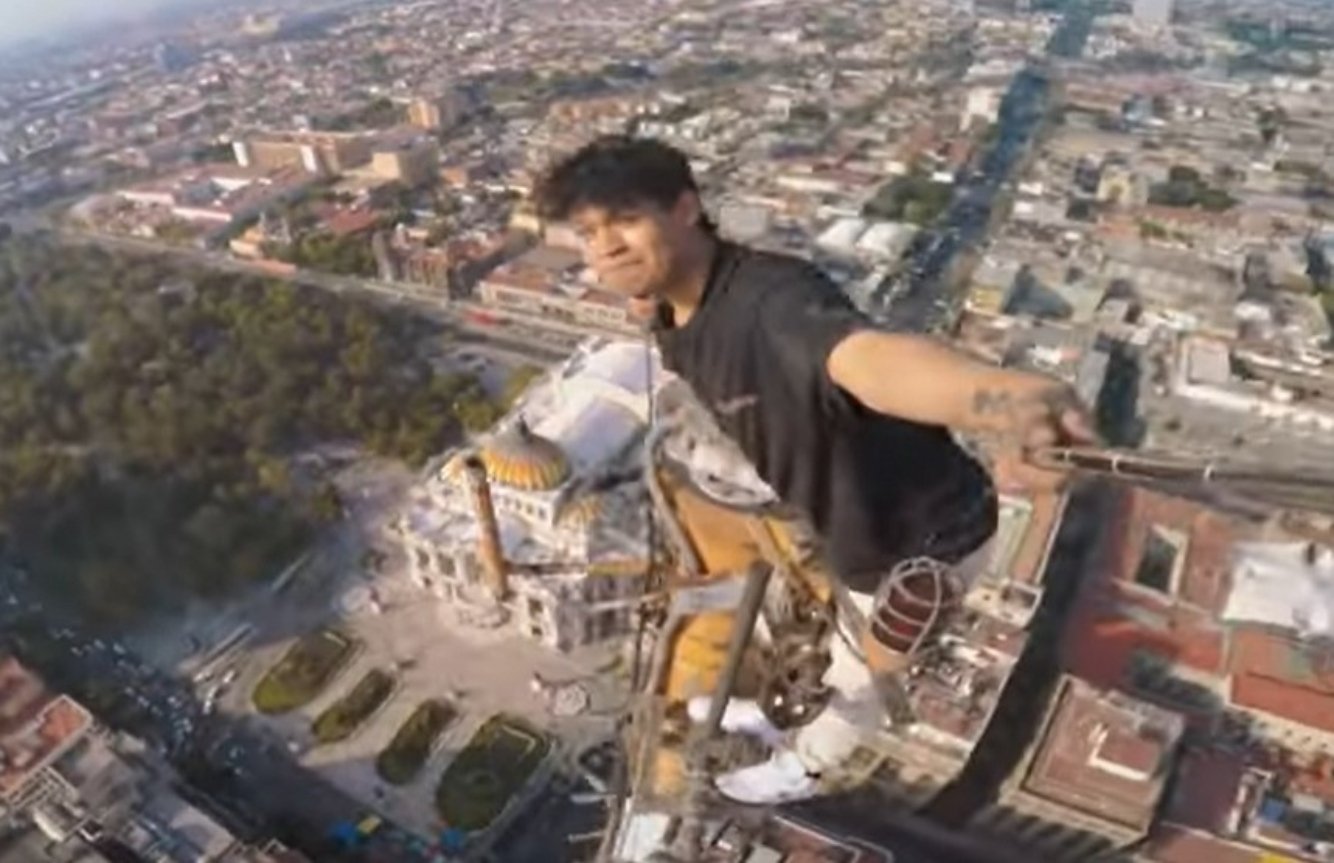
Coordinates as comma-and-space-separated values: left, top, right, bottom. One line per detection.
969, 383, 1078, 450
973, 385, 1075, 419
969, 389, 1023, 453
1036, 385, 1082, 417
971, 389, 1015, 417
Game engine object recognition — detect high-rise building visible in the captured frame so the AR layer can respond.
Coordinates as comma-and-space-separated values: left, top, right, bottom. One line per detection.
407, 93, 462, 131
969, 676, 1186, 861
1133, 0, 1173, 28
233, 132, 371, 176
368, 136, 439, 188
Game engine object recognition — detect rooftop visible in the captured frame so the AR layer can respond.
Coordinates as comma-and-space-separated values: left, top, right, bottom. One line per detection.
402, 338, 659, 569
1062, 486, 1245, 691
987, 491, 1066, 587
1242, 764, 1334, 858
135, 784, 240, 860
310, 203, 381, 237
1140, 825, 1264, 863
0, 656, 93, 800
1160, 746, 1249, 836
483, 247, 628, 313
1223, 541, 1334, 638
1020, 676, 1184, 832
903, 614, 1028, 751
479, 420, 571, 492
244, 130, 368, 146
754, 815, 893, 862
1060, 483, 1334, 735
1228, 627, 1334, 735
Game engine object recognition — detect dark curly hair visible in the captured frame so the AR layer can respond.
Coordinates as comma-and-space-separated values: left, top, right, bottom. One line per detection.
535, 135, 714, 231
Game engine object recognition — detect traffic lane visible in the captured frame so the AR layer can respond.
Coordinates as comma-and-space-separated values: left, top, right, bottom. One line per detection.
191, 717, 365, 830
0, 586, 360, 835
870, 100, 1046, 316
492, 777, 608, 863
49, 226, 581, 362
226, 744, 364, 828
2, 607, 203, 753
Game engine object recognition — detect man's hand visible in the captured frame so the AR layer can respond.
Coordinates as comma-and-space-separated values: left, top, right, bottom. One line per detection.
825, 331, 1097, 493
968, 378, 1098, 493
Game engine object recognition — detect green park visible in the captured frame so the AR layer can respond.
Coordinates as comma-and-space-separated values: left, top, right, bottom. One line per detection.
311, 668, 396, 743
435, 715, 550, 833
0, 236, 503, 627
252, 630, 357, 715
375, 699, 458, 785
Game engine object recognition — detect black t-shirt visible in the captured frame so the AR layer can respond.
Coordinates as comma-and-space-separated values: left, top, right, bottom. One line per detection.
655, 241, 997, 593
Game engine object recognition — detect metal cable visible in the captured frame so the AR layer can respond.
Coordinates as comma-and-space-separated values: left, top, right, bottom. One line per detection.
1034, 446, 1334, 513
595, 322, 663, 863
632, 324, 661, 691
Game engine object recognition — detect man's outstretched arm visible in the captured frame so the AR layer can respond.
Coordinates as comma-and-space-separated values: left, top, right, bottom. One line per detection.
827, 329, 1097, 451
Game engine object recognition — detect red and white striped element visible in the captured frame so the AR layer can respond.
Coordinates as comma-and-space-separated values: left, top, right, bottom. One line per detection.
868, 557, 960, 660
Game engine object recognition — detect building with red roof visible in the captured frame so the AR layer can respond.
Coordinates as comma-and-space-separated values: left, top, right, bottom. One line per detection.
1059, 486, 1244, 717
1225, 625, 1334, 740
476, 244, 637, 336
0, 655, 93, 806
1025, 483, 1334, 861
969, 675, 1185, 861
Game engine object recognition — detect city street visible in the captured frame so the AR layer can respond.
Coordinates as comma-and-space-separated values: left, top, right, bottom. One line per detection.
3, 215, 584, 368
0, 6, 1102, 860
5, 0, 1329, 859
872, 2, 1095, 334
0, 566, 366, 841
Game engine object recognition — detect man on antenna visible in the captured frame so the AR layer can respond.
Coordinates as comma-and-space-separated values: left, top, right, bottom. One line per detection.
536, 136, 1095, 802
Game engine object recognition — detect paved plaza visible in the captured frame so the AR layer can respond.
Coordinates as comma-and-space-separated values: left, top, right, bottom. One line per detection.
209, 453, 627, 841
119, 416, 629, 845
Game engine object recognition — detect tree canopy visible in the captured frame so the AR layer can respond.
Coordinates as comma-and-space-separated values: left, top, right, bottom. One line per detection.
1149, 165, 1237, 212
268, 232, 378, 277
864, 172, 954, 226
0, 236, 492, 627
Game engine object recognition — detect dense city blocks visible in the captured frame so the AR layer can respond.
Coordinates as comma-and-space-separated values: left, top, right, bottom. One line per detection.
1, 0, 1333, 861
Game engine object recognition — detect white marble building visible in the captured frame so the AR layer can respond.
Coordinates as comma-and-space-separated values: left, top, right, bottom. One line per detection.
397, 338, 660, 652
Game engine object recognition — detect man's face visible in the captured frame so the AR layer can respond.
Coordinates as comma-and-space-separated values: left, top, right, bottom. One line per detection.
569, 194, 698, 300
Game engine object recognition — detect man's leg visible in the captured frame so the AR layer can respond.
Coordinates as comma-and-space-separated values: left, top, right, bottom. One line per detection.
708, 540, 994, 804
706, 606, 876, 805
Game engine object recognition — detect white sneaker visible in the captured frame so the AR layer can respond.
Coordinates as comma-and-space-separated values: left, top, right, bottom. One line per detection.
713, 750, 820, 805
686, 696, 786, 748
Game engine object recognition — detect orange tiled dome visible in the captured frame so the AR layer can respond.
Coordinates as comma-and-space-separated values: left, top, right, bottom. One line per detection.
479, 419, 570, 491
557, 492, 603, 527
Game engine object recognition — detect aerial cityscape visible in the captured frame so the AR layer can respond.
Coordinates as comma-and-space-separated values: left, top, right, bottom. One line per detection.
1, 0, 1333, 861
